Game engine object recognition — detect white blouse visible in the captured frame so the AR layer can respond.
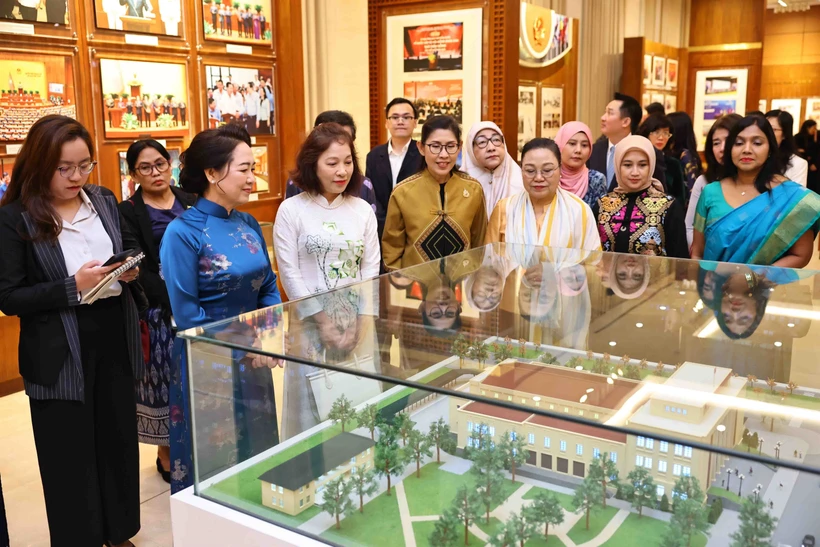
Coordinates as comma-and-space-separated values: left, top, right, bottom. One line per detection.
785, 154, 808, 187
273, 192, 380, 318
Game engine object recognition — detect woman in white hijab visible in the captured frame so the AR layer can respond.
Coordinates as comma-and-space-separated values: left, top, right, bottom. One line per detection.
463, 121, 524, 216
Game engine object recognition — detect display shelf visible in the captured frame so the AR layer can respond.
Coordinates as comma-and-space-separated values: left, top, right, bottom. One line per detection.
176, 244, 820, 547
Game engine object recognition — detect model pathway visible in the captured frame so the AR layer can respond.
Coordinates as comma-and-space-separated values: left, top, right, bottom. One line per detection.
395, 482, 417, 547
576, 509, 629, 547
490, 483, 533, 522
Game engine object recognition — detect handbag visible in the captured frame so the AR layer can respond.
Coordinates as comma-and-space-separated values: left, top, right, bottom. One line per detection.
307, 351, 381, 421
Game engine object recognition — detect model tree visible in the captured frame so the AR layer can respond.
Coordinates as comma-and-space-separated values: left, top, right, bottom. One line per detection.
452, 335, 470, 369
349, 464, 378, 513
404, 428, 433, 478
356, 403, 380, 441
327, 394, 355, 433
470, 340, 490, 369
623, 467, 656, 518
394, 412, 415, 447
623, 364, 642, 380
430, 507, 462, 547
662, 476, 710, 547
787, 381, 799, 395
452, 484, 482, 546
766, 377, 777, 394
518, 338, 527, 357
498, 431, 529, 482
494, 342, 513, 363
429, 417, 456, 463
588, 452, 619, 507
374, 423, 407, 496
729, 495, 778, 547
321, 475, 354, 530
491, 512, 534, 547
572, 475, 603, 531
468, 427, 506, 525
522, 490, 564, 543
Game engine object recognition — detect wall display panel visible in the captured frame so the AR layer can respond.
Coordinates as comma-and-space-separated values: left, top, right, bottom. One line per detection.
0, 51, 76, 142
118, 146, 181, 201
641, 92, 650, 108
652, 56, 666, 88
204, 64, 274, 135
650, 92, 664, 107
99, 58, 189, 140
540, 86, 562, 140
807, 98, 820, 123
201, 0, 272, 46
693, 69, 748, 151
0, 1, 67, 25
643, 54, 652, 85
250, 143, 269, 194
94, 0, 182, 37
665, 94, 677, 113
770, 99, 802, 123
517, 84, 537, 159
518, 3, 572, 68
385, 8, 482, 142
759, 99, 768, 113
666, 59, 679, 90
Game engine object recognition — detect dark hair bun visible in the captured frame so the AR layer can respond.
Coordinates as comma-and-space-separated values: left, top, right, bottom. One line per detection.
179, 124, 251, 195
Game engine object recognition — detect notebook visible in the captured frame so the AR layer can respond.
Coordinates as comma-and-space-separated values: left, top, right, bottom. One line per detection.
81, 252, 145, 305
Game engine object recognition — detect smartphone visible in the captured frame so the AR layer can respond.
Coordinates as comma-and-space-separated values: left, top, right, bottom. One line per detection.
102, 249, 139, 267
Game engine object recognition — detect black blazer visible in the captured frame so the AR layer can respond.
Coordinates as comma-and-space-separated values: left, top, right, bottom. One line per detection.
118, 186, 195, 310
0, 184, 144, 401
365, 140, 423, 238
588, 138, 668, 192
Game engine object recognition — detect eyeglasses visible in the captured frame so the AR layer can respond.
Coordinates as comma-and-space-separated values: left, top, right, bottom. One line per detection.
56, 161, 97, 178
473, 135, 504, 149
388, 115, 415, 123
651, 130, 672, 139
522, 166, 558, 179
425, 142, 459, 155
135, 160, 171, 176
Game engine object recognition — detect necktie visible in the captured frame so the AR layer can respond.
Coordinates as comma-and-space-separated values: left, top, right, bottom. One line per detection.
607, 146, 616, 187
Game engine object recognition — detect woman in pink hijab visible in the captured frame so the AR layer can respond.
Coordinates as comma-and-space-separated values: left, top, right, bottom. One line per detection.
555, 121, 608, 208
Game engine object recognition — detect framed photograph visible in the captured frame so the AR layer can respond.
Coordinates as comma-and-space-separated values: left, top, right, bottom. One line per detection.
99, 58, 190, 139
385, 8, 482, 143
202, 0, 272, 46
642, 92, 650, 108
94, 0, 182, 36
693, 69, 748, 150
759, 99, 768, 113
540, 86, 562, 140
771, 98, 802, 123
118, 147, 181, 200
0, 51, 77, 142
650, 92, 664, 107
652, 56, 666, 88
664, 94, 677, 113
807, 98, 820, 123
518, 84, 537, 159
403, 23, 463, 72
643, 54, 652, 85
1, 1, 68, 25
666, 59, 678, 89
204, 64, 274, 135
250, 144, 269, 193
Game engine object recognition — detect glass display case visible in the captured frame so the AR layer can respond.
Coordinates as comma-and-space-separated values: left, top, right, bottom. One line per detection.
175, 243, 820, 547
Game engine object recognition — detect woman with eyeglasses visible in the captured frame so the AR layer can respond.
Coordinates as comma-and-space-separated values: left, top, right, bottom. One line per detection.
638, 114, 688, 205
382, 114, 487, 270
462, 121, 523, 216
593, 135, 688, 258
0, 116, 143, 546
485, 138, 601, 251
118, 139, 195, 482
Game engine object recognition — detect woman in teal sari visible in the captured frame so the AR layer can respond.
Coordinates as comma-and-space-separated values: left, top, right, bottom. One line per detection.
691, 114, 820, 267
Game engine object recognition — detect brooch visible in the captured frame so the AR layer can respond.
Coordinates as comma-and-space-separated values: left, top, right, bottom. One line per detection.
463, 189, 470, 198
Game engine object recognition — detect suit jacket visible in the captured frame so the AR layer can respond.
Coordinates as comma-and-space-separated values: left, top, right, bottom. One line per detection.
588, 137, 668, 192
0, 184, 144, 402
118, 185, 196, 310
365, 140, 423, 238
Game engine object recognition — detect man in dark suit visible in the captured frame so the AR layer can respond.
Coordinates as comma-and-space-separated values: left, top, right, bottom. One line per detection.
588, 92, 667, 192
365, 97, 423, 240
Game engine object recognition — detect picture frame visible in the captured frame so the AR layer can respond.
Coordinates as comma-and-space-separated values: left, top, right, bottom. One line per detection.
201, 0, 273, 47
99, 57, 190, 140
651, 56, 666, 88
204, 64, 275, 136
693, 68, 748, 150
666, 59, 678, 89
385, 8, 482, 143
650, 92, 664, 108
664, 94, 677, 113
643, 55, 652, 85
0, 50, 77, 142
771, 98, 802, 124
517, 84, 537, 159
806, 98, 820, 123
0, 1, 69, 26
540, 86, 563, 140
642, 93, 650, 108
93, 0, 182, 37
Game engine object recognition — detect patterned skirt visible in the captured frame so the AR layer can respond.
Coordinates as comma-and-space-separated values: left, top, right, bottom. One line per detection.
135, 307, 173, 446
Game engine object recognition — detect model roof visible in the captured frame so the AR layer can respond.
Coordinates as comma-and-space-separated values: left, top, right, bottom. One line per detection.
460, 401, 533, 423
258, 432, 375, 490
480, 362, 639, 410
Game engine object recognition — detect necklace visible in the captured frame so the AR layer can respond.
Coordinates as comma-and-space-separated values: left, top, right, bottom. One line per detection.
144, 192, 175, 210
309, 193, 345, 210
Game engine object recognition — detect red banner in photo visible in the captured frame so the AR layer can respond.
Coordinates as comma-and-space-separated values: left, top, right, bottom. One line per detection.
403, 23, 463, 72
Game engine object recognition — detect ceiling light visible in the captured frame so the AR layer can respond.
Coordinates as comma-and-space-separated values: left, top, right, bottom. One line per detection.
717, 425, 726, 432
636, 323, 643, 328
679, 291, 686, 295
609, 341, 617, 347
787, 323, 795, 328
774, 341, 782, 347
659, 305, 667, 311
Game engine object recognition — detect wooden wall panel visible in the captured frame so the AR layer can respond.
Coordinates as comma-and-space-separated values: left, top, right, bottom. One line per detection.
689, 0, 766, 47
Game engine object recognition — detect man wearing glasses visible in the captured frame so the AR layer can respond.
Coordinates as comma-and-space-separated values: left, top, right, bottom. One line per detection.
365, 97, 423, 240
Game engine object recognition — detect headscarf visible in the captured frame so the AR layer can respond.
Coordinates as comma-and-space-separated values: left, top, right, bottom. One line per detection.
555, 121, 593, 199
463, 121, 524, 216
613, 135, 665, 195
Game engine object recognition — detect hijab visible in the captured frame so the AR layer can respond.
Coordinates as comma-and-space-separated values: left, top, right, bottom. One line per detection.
613, 135, 665, 195
555, 121, 593, 199
463, 121, 524, 216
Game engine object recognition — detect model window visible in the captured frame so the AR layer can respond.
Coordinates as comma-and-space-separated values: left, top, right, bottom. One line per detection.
656, 485, 665, 497
593, 448, 601, 459
367, 448, 371, 455
636, 455, 644, 466
270, 484, 276, 491
578, 410, 584, 417
637, 436, 646, 447
299, 486, 304, 493
683, 409, 688, 415
350, 457, 356, 464
645, 438, 654, 450
683, 466, 691, 476
306, 495, 310, 503
528, 433, 535, 445
544, 437, 551, 448
644, 457, 652, 469
300, 499, 304, 508
610, 452, 618, 463
658, 460, 668, 472
278, 486, 283, 494
468, 421, 473, 432
673, 464, 682, 476
560, 440, 567, 452
576, 444, 583, 456
659, 441, 668, 453
489, 426, 496, 436
495, 393, 499, 398
674, 444, 684, 456
511, 431, 517, 440
508, 395, 513, 401
279, 499, 284, 507
684, 446, 693, 458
